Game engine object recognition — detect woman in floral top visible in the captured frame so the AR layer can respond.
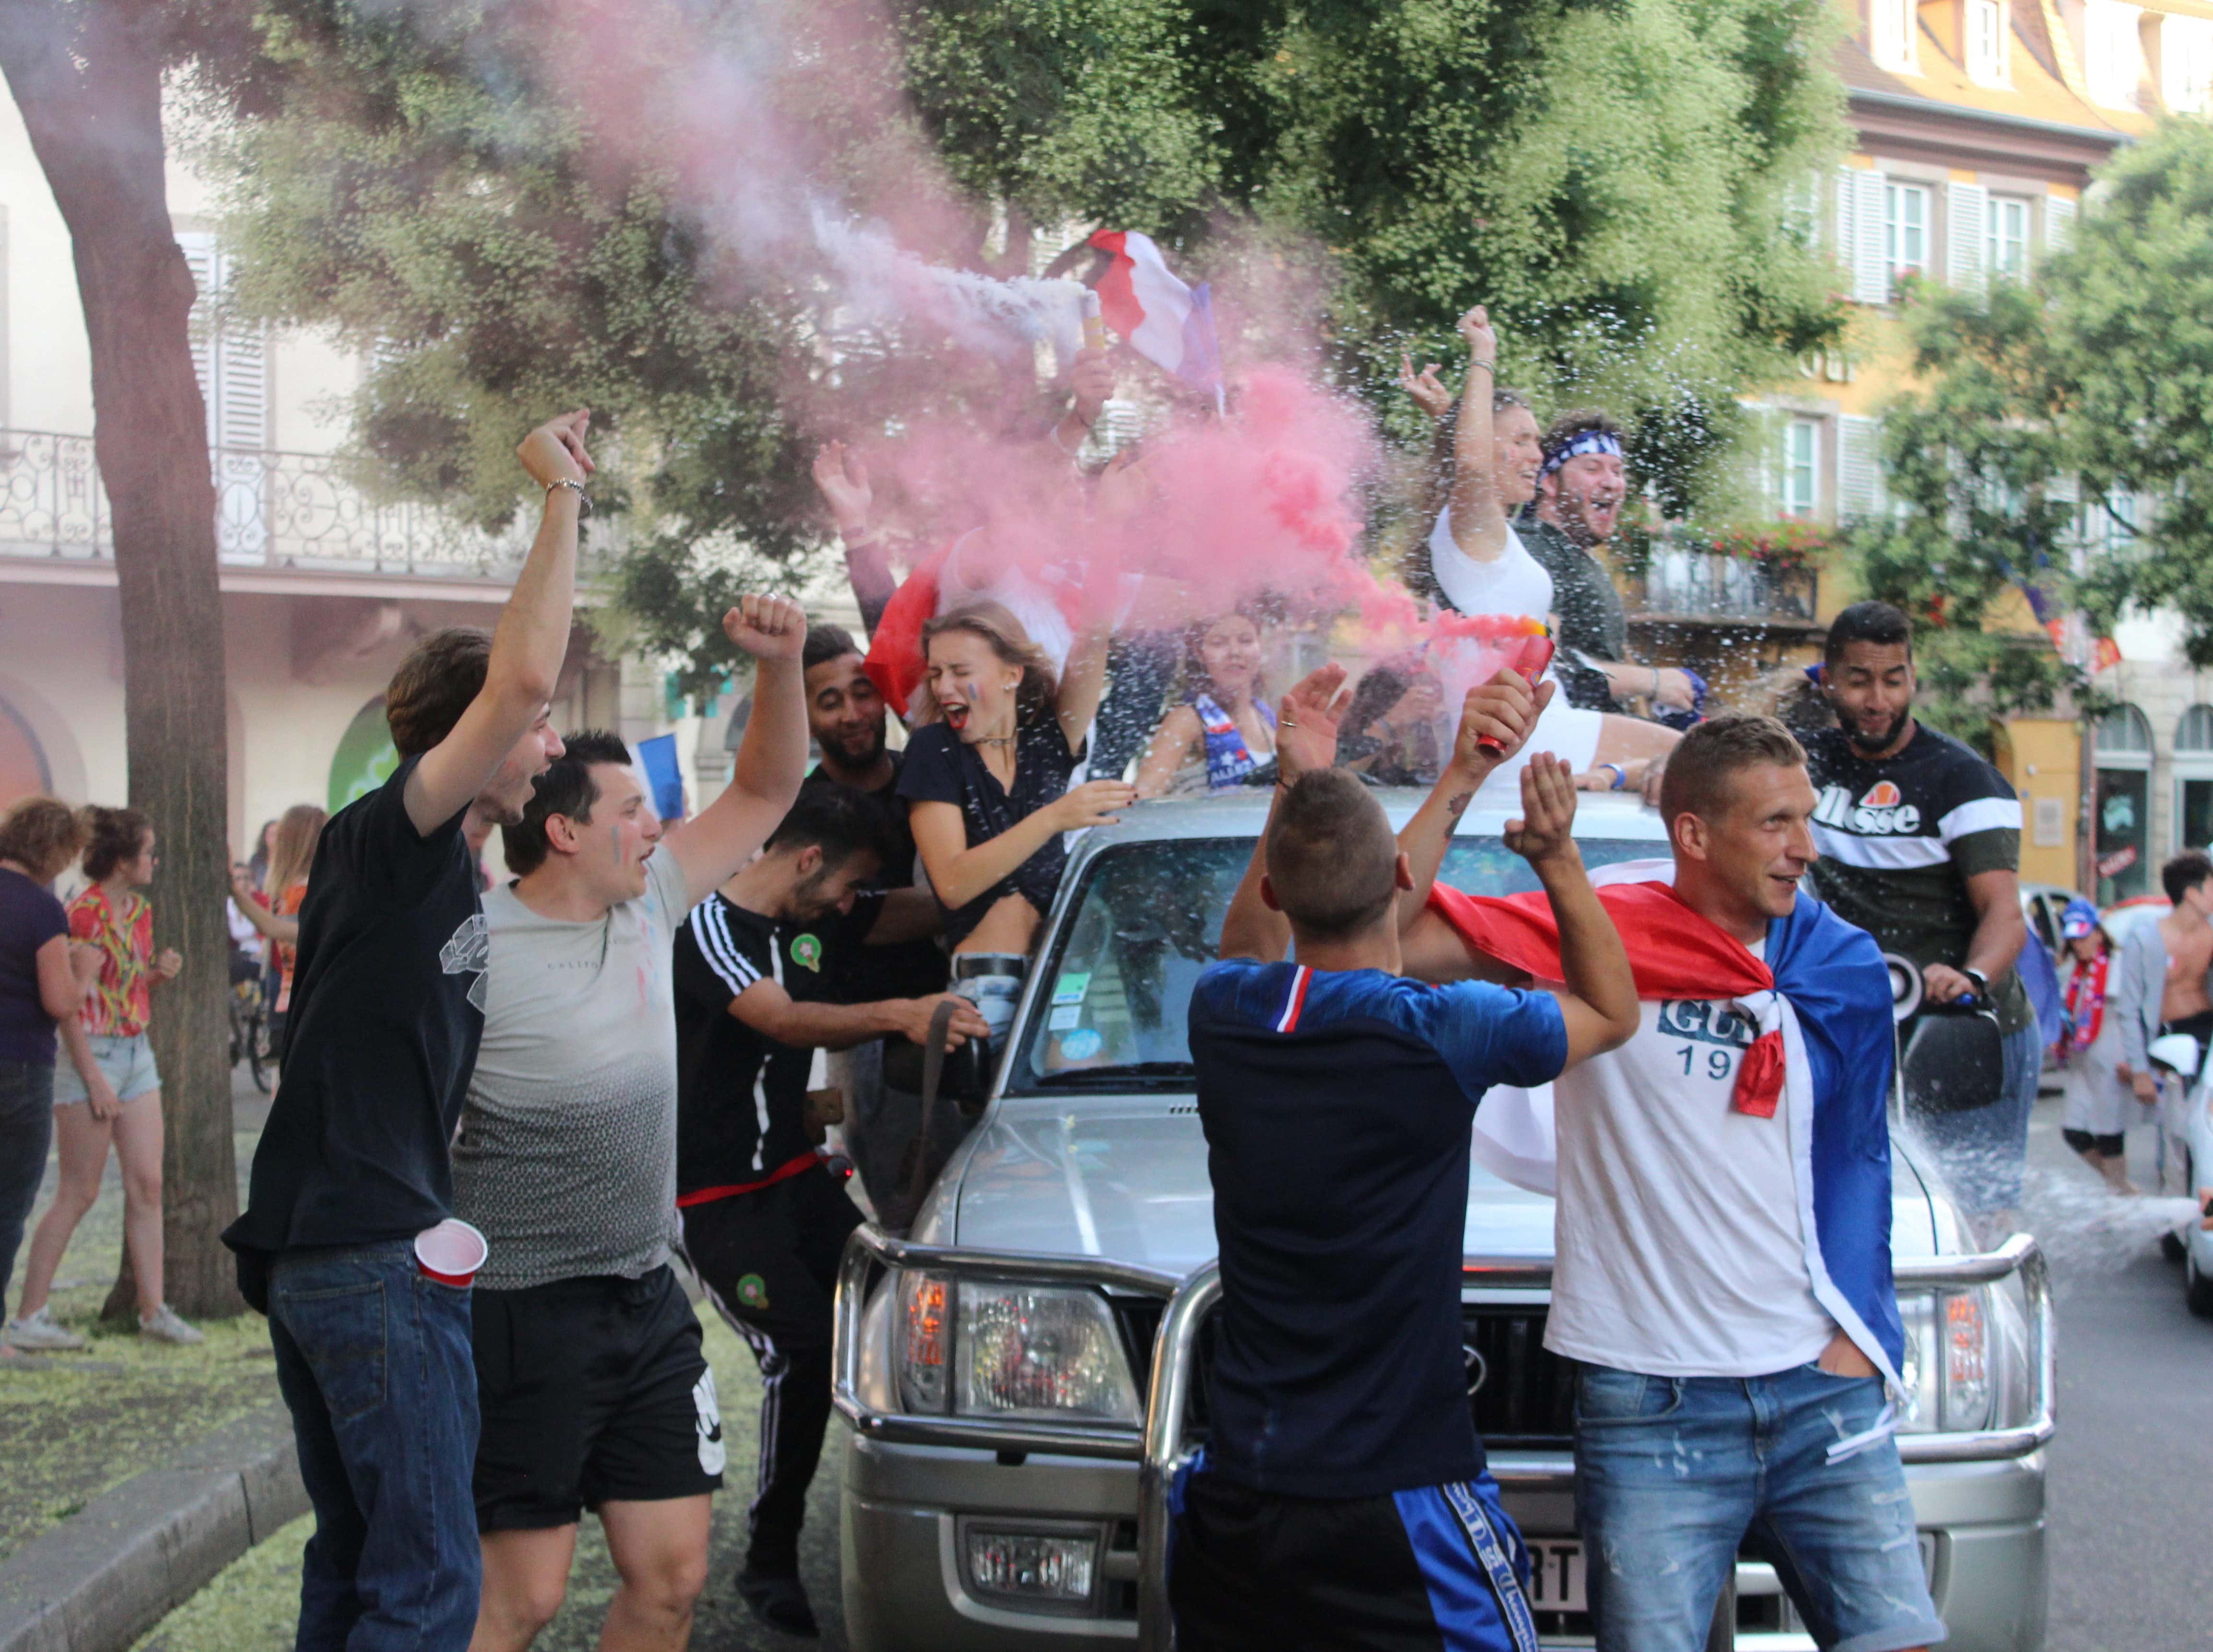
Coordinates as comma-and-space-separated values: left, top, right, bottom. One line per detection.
5, 806, 201, 1348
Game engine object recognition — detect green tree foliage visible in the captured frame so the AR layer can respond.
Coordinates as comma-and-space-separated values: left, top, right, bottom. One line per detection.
207, 0, 1848, 680
1843, 120, 2213, 743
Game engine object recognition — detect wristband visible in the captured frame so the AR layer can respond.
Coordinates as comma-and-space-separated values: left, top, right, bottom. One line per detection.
1962, 967, 1989, 995
545, 477, 591, 516
1601, 762, 1627, 791
1468, 359, 1494, 376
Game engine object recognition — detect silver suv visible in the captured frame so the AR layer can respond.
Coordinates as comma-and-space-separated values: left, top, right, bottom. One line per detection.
832, 791, 2055, 1651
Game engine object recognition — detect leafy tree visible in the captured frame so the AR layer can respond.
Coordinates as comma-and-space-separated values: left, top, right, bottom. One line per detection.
0, 0, 255, 1318
1840, 119, 2213, 744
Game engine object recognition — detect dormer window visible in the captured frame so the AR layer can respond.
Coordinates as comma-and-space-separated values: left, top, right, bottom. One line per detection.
1872, 0, 1919, 73
1967, 0, 2011, 83
2086, 0, 2144, 108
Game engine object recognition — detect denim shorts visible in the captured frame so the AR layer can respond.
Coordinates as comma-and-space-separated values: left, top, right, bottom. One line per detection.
1574, 1361, 1946, 1652
53, 1032, 160, 1106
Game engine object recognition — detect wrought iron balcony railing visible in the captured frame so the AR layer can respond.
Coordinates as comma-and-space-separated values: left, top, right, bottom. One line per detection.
1630, 547, 1820, 628
0, 428, 534, 579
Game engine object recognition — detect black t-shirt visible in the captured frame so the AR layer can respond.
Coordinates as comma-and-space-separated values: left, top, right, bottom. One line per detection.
1517, 515, 1629, 710
799, 757, 947, 1003
895, 720, 1081, 947
224, 756, 486, 1281
674, 893, 855, 1196
1803, 723, 2030, 1034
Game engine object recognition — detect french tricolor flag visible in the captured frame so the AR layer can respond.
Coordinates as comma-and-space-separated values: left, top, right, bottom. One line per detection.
1087, 229, 1224, 403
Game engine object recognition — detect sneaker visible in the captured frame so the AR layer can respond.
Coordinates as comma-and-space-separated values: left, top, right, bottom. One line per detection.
5, 1308, 86, 1351
138, 1304, 204, 1345
736, 1569, 818, 1638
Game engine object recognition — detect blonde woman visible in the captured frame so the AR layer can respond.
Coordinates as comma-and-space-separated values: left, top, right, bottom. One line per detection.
898, 602, 1127, 1047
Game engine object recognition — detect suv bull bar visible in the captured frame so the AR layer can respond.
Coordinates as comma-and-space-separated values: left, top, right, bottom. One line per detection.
831, 1227, 2053, 1651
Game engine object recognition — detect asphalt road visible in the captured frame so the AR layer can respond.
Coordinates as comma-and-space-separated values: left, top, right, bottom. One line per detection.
2027, 1092, 2213, 1652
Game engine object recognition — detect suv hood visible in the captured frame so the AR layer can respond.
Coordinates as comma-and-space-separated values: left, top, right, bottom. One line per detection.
949, 1100, 1951, 1277
951, 1101, 1557, 1277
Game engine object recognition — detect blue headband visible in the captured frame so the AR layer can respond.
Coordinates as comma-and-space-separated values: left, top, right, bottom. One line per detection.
1539, 429, 1623, 479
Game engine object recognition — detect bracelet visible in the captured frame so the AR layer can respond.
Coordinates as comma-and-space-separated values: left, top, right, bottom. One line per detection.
545, 477, 591, 516
1468, 359, 1494, 375
1602, 762, 1627, 791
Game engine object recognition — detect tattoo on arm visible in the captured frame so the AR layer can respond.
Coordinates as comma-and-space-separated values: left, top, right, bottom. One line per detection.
1445, 791, 1474, 820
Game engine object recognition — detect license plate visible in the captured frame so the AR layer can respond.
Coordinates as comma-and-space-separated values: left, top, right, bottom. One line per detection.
1524, 1538, 1586, 1613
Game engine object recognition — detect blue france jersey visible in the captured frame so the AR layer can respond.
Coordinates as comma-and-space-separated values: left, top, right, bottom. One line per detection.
1187, 960, 1567, 1499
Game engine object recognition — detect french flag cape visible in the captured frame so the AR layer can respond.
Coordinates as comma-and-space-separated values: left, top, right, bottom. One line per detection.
1430, 867, 1907, 1387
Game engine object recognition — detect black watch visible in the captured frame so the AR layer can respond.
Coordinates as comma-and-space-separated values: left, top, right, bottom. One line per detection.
1961, 967, 1989, 995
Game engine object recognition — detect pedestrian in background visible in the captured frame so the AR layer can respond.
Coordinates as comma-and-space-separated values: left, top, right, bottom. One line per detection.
229, 802, 328, 1059
2055, 898, 2134, 1194
2109, 850, 2213, 1195
0, 797, 101, 1360
8, 804, 200, 1348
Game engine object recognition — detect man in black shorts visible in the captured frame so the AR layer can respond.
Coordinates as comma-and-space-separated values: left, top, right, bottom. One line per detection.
673, 788, 987, 1635
1172, 667, 1637, 1651
223, 411, 592, 1650
451, 592, 810, 1652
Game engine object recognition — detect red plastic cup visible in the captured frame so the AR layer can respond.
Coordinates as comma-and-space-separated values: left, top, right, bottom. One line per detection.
414, 1218, 488, 1286
1477, 635, 1558, 754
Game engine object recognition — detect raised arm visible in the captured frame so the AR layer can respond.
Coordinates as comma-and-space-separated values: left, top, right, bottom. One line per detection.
1446, 306, 1506, 561
812, 443, 897, 632
1505, 756, 1638, 1063
228, 872, 298, 946
1055, 619, 1114, 758
405, 410, 591, 836
1219, 663, 1348, 963
1396, 670, 1551, 929
663, 595, 812, 907
727, 975, 990, 1053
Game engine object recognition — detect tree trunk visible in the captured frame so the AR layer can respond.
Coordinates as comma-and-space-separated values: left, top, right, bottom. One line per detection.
0, 0, 242, 1317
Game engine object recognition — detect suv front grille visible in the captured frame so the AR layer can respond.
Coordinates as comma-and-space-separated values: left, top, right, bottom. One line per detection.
1113, 1298, 1573, 1450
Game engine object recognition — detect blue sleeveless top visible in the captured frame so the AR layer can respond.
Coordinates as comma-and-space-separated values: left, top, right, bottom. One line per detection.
1193, 693, 1276, 791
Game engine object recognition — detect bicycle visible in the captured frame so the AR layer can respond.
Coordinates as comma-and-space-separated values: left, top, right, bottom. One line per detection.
228, 958, 271, 1095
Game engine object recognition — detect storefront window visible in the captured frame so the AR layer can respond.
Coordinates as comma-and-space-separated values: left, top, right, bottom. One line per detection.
2095, 704, 2154, 902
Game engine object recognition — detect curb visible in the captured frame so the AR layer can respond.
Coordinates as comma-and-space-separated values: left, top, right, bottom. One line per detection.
0, 1405, 306, 1652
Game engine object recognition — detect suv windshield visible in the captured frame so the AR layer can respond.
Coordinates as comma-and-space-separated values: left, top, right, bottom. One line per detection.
1007, 835, 1663, 1093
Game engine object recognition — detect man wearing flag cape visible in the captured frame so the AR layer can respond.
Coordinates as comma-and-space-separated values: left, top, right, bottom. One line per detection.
1396, 712, 1946, 1652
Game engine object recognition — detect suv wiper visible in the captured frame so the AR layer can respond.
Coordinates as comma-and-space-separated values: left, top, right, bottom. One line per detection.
1030, 1061, 1194, 1088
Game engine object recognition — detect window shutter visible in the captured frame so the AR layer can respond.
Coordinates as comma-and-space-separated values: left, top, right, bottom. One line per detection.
178, 230, 271, 561
2046, 195, 2077, 250
178, 230, 218, 429
1852, 171, 1889, 304
1947, 182, 1989, 295
1838, 415, 1884, 519
1834, 167, 1858, 260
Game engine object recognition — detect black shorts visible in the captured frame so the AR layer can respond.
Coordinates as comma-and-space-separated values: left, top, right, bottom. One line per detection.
2062, 1127, 2127, 1157
472, 1263, 724, 1531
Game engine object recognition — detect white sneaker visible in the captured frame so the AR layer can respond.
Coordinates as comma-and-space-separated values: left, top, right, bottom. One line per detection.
5, 1307, 87, 1351
138, 1304, 204, 1346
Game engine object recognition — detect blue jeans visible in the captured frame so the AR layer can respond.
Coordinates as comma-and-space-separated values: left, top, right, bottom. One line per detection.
1574, 1362, 1945, 1652
269, 1241, 481, 1652
1906, 1020, 2039, 1215
0, 1061, 53, 1313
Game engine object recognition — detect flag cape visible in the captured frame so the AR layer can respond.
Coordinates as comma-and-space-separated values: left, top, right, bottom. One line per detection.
861, 545, 950, 720
1088, 230, 1224, 397
1429, 876, 1906, 1387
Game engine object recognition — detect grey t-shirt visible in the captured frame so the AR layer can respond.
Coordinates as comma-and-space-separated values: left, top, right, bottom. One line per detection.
452, 849, 692, 1290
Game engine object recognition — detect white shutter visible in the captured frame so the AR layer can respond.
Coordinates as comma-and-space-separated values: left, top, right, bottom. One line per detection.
1834, 167, 1858, 261
177, 229, 270, 562
1838, 415, 1884, 519
2045, 194, 2077, 250
1852, 171, 1889, 304
1947, 182, 1989, 295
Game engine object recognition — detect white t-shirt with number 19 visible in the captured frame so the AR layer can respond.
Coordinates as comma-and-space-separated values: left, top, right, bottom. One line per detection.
1541, 943, 1840, 1379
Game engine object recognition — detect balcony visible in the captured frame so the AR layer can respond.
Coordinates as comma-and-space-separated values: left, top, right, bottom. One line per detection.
0, 428, 534, 581
1629, 544, 1822, 634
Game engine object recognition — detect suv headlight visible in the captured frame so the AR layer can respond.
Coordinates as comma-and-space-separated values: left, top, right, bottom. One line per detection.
1896, 1289, 1992, 1432
896, 1273, 1141, 1422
